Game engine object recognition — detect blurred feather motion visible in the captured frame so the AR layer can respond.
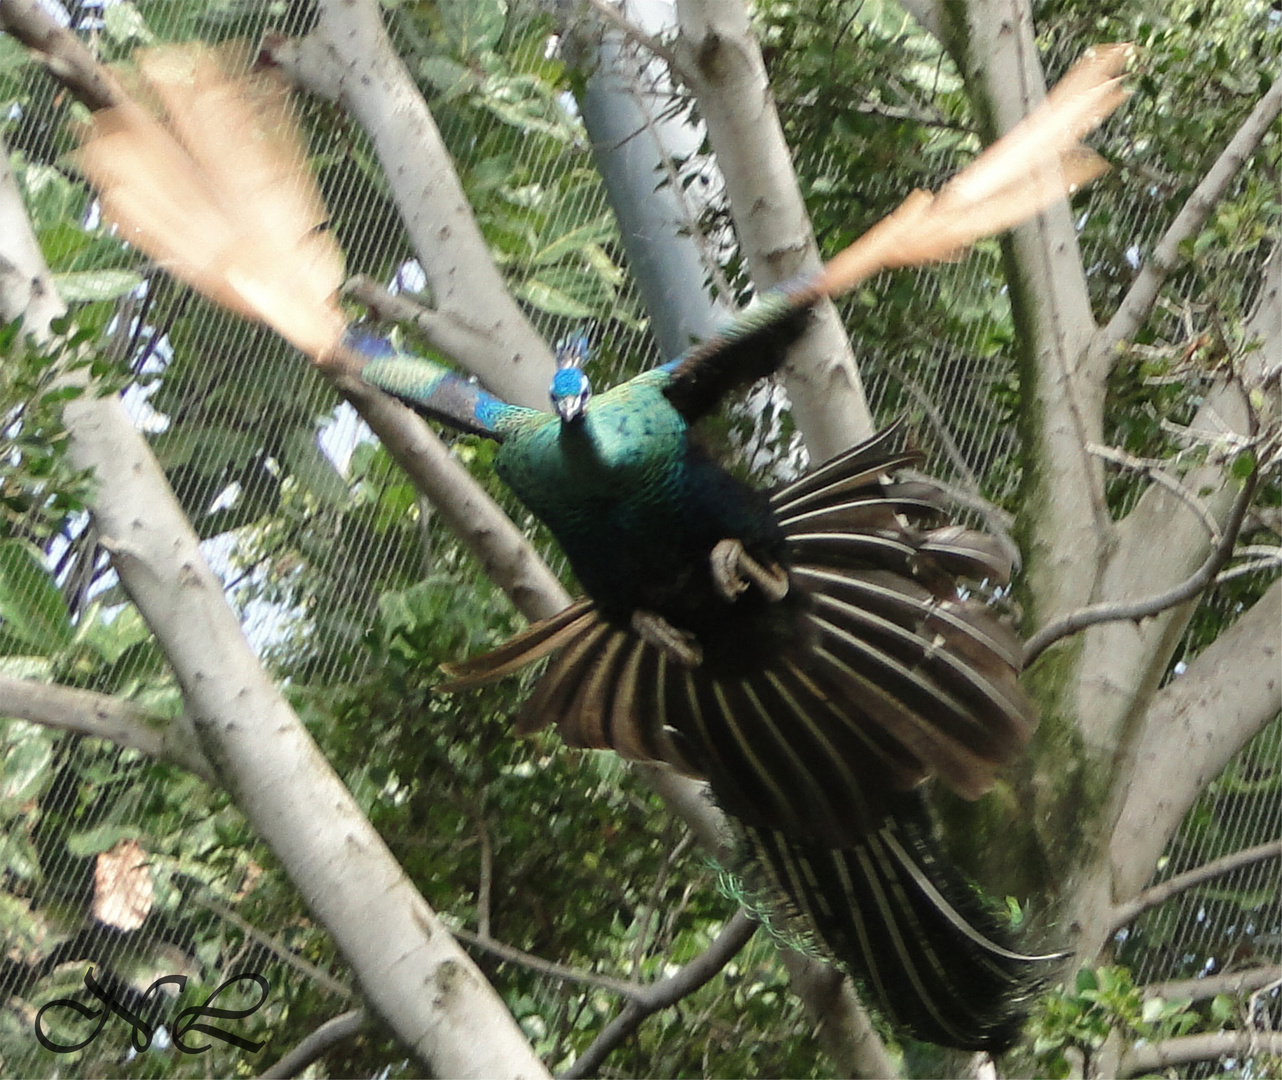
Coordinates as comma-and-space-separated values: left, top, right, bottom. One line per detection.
75, 41, 1131, 1050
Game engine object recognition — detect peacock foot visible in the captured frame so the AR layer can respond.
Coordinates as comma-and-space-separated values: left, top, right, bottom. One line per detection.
631, 610, 702, 667
710, 538, 790, 603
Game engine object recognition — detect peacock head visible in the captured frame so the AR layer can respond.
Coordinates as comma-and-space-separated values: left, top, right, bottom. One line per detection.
550, 332, 592, 423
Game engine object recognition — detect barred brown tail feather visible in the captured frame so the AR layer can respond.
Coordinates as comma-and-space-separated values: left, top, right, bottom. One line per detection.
742, 793, 1060, 1052
436, 426, 1050, 1048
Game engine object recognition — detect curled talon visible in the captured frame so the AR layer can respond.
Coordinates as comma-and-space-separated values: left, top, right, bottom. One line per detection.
631, 610, 702, 667
711, 538, 790, 602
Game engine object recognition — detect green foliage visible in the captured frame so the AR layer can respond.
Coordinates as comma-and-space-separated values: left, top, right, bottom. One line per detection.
1028, 965, 1210, 1079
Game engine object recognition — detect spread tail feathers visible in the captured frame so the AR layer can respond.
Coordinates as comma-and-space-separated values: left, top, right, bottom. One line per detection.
74, 45, 347, 361
438, 427, 1049, 1046
743, 795, 1059, 1052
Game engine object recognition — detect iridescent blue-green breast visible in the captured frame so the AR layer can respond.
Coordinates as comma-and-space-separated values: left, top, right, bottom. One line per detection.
495, 375, 781, 623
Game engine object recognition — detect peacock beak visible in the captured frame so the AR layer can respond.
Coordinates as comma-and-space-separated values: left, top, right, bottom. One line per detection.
554, 392, 589, 423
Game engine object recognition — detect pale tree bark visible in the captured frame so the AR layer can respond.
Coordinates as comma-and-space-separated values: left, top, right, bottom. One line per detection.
935, 0, 1280, 902
938, 0, 1109, 630
673, 0, 874, 460
263, 0, 556, 408
0, 676, 214, 781
0, 132, 549, 1080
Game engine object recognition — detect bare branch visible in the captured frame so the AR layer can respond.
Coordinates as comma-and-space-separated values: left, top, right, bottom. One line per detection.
191, 894, 355, 1001
1145, 965, 1282, 1004
1086, 442, 1222, 542
342, 276, 529, 387
0, 676, 215, 781
259, 1008, 370, 1079
451, 926, 642, 1000
673, 0, 873, 459
2, 100, 547, 1074
940, 0, 1110, 625
582, 0, 694, 85
262, 0, 555, 408
896, 0, 944, 41
777, 951, 901, 1079
1023, 467, 1258, 665
559, 910, 758, 1079
1119, 1031, 1282, 1078
1110, 839, 1282, 933
0, 0, 119, 110
1110, 577, 1282, 901
1096, 70, 1282, 367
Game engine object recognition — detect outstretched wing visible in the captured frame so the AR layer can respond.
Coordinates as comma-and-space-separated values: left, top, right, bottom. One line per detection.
659, 44, 1131, 425
75, 45, 347, 362
357, 332, 537, 441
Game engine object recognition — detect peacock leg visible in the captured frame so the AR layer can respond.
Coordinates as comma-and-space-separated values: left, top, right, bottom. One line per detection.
630, 611, 702, 667
710, 538, 790, 602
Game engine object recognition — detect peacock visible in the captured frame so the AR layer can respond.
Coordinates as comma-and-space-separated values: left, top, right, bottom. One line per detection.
74, 42, 1131, 1050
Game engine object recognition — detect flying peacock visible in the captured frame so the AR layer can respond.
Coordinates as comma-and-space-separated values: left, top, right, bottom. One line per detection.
75, 42, 1130, 1050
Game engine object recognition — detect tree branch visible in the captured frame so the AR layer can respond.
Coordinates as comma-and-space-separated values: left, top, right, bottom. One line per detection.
1118, 1031, 1282, 1078
0, 675, 215, 781
1, 125, 549, 1080
0, 0, 118, 110
939, 0, 1110, 627
1110, 576, 1282, 902
262, 0, 555, 409
259, 1008, 370, 1079
1023, 466, 1257, 665
1110, 839, 1282, 933
673, 0, 874, 459
582, 0, 695, 86
451, 926, 642, 1000
1095, 70, 1282, 368
1086, 442, 1222, 542
191, 894, 355, 1001
559, 910, 758, 1079
1144, 965, 1282, 1004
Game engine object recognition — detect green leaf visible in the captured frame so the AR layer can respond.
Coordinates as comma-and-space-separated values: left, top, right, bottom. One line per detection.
1140, 996, 1165, 1024
1210, 994, 1235, 1023
421, 56, 476, 98
283, 429, 350, 508
53, 269, 144, 303
512, 278, 595, 318
0, 540, 73, 650
531, 220, 617, 266
439, 0, 506, 56
1, 724, 55, 803
102, 1, 155, 44
66, 822, 142, 858
1230, 451, 1256, 480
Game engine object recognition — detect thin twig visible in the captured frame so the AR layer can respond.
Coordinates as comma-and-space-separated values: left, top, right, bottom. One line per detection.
1248, 975, 1282, 1027
1086, 441, 1222, 541
258, 1008, 369, 1079
582, 0, 695, 86
1095, 70, 1282, 367
1110, 838, 1282, 933
559, 910, 757, 1079
475, 813, 493, 942
190, 894, 355, 1000
1118, 1031, 1282, 1078
1023, 466, 1259, 665
0, 0, 120, 109
1144, 965, 1282, 1003
450, 925, 643, 1000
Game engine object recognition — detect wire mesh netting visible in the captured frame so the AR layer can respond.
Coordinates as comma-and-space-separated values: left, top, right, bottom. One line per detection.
1, 0, 1279, 1077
